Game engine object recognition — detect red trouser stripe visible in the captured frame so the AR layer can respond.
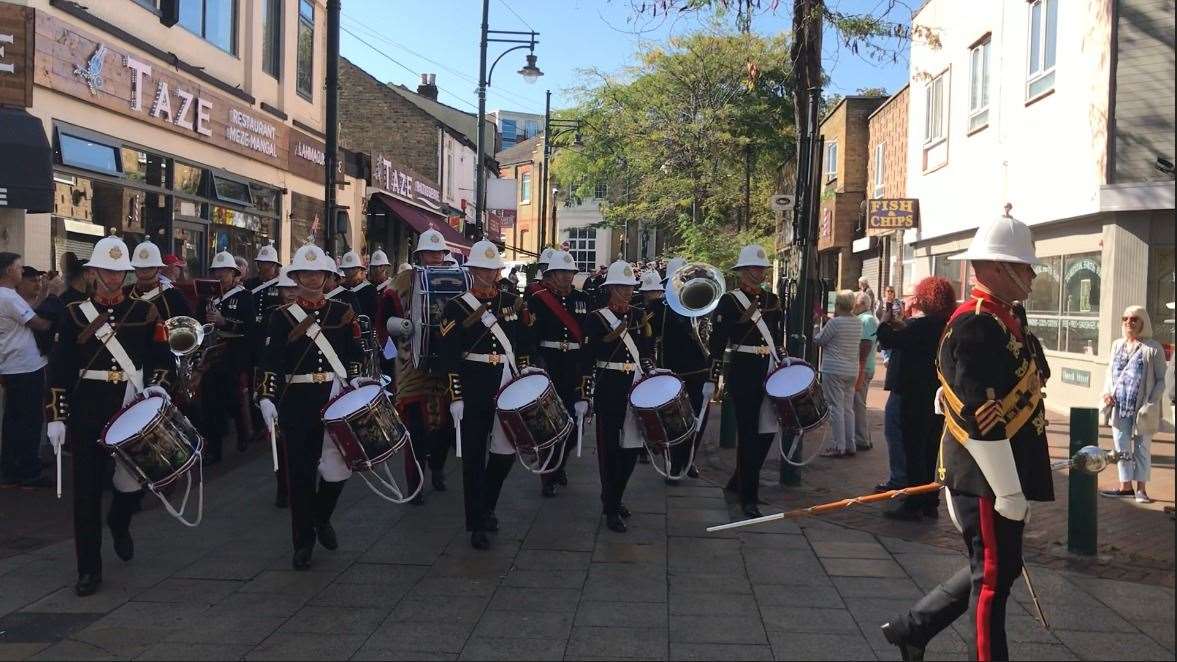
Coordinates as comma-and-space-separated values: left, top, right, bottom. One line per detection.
975, 497, 998, 662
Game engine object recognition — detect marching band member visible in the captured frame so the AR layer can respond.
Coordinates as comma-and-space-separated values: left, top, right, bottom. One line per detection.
382, 229, 455, 503
526, 249, 590, 497
46, 236, 175, 597
882, 211, 1053, 662
199, 251, 256, 463
245, 242, 283, 337
708, 244, 784, 519
125, 240, 193, 319
525, 247, 555, 296
369, 249, 393, 294
257, 244, 365, 570
584, 260, 656, 533
646, 259, 713, 481
269, 266, 300, 510
439, 240, 535, 550
341, 250, 378, 320
323, 261, 360, 312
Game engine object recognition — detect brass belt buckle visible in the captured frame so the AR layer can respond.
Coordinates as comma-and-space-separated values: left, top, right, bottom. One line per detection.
560, 341, 569, 351
312, 372, 329, 383
107, 370, 125, 383
489, 353, 501, 366
623, 362, 635, 373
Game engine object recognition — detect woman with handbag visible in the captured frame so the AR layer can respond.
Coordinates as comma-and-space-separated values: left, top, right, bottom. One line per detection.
1100, 305, 1167, 503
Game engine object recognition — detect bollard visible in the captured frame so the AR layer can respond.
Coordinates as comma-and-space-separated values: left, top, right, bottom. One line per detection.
1067, 407, 1099, 556
719, 396, 737, 449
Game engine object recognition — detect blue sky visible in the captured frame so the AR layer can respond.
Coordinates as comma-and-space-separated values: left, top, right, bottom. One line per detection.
339, 0, 912, 116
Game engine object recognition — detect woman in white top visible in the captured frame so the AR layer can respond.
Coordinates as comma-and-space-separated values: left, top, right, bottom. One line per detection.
815, 290, 864, 457
1100, 305, 1167, 503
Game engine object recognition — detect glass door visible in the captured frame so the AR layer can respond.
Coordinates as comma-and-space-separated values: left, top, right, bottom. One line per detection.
172, 220, 207, 277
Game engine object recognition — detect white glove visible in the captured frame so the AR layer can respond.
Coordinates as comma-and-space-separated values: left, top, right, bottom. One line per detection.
47, 421, 66, 452
521, 366, 544, 376
647, 368, 674, 377
259, 399, 278, 428
701, 381, 716, 404
386, 317, 413, 339
449, 400, 464, 422
964, 437, 1028, 521
350, 376, 378, 389
574, 400, 589, 418
142, 385, 171, 403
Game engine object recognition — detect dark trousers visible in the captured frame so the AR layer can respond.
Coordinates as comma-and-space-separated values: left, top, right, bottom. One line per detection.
1, 368, 46, 482
897, 392, 944, 513
199, 368, 241, 458
670, 374, 707, 476
891, 492, 1025, 661
541, 392, 577, 487
280, 387, 345, 552
401, 401, 453, 493
69, 384, 144, 576
883, 392, 907, 487
595, 412, 641, 516
460, 406, 514, 532
729, 389, 774, 506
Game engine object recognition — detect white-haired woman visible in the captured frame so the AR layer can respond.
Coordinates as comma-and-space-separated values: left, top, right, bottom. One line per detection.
1100, 306, 1167, 503
815, 290, 864, 457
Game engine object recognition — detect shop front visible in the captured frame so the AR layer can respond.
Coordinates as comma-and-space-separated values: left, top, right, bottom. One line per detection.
366, 153, 470, 264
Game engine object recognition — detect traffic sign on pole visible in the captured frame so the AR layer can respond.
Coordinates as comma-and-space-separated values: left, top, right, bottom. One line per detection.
769, 194, 795, 211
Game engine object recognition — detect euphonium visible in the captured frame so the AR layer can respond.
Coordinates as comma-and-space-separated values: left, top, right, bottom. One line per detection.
164, 316, 214, 398
665, 262, 726, 319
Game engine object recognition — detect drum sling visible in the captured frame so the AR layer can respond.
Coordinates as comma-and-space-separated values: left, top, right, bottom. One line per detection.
457, 292, 519, 459
286, 304, 353, 482
599, 309, 645, 450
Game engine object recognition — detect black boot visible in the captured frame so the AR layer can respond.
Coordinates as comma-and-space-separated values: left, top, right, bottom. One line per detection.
75, 573, 101, 597
881, 622, 924, 662
606, 513, 627, 533
742, 504, 763, 519
883, 505, 923, 522
470, 531, 490, 550
555, 469, 568, 486
484, 512, 499, 532
111, 529, 134, 562
541, 482, 557, 498
687, 465, 700, 479
292, 546, 313, 570
315, 523, 338, 551
431, 472, 447, 492
617, 504, 631, 519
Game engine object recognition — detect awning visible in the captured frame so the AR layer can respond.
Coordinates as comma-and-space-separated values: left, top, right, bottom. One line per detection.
0, 108, 53, 213
371, 191, 472, 256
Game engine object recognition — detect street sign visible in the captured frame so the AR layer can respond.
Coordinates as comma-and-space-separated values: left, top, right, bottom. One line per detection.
769, 194, 795, 211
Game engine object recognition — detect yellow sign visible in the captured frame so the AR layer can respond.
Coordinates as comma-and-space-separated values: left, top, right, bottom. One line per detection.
867, 198, 919, 235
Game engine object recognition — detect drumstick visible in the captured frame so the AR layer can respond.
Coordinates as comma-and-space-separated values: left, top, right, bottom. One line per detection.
55, 446, 62, 500
269, 419, 278, 473
454, 414, 463, 459
575, 411, 584, 458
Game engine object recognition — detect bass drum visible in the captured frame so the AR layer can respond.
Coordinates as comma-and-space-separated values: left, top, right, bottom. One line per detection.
410, 266, 471, 374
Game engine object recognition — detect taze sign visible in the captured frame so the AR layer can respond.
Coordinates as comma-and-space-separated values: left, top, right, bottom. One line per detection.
370, 153, 441, 207
866, 198, 919, 235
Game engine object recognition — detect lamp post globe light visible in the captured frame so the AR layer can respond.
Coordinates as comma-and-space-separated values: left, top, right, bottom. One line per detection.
474, 0, 543, 240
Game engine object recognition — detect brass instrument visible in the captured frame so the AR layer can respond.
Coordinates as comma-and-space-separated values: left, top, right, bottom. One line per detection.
164, 315, 215, 399
665, 262, 726, 319
355, 314, 389, 388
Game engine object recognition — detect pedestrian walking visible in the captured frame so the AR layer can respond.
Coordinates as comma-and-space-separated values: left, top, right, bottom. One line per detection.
1100, 305, 1166, 503
857, 276, 876, 311
814, 290, 862, 458
0, 253, 53, 489
853, 292, 879, 451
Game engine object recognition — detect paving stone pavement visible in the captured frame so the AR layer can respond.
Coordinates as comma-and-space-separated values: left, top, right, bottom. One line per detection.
0, 430, 1173, 661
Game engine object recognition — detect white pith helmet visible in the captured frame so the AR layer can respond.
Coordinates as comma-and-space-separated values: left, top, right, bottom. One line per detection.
733, 244, 771, 269
130, 240, 165, 269
210, 251, 240, 273
465, 240, 504, 269
255, 241, 280, 265
414, 229, 448, 254
639, 270, 665, 292
538, 247, 555, 267
287, 244, 335, 274
85, 236, 134, 272
951, 206, 1039, 265
544, 250, 577, 272
664, 256, 687, 282
397, 262, 413, 273
340, 250, 364, 271
443, 255, 459, 266
603, 259, 639, 287
369, 249, 391, 267
276, 266, 297, 288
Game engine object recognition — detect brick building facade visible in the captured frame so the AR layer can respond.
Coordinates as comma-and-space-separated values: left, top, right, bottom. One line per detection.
865, 85, 911, 295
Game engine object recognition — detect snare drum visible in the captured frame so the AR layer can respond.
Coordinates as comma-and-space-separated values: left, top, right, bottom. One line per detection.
764, 360, 828, 431
629, 374, 697, 452
322, 384, 410, 472
101, 394, 203, 491
496, 372, 573, 473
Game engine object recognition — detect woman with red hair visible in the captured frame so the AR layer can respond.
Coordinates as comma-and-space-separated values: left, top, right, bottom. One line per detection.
875, 275, 956, 520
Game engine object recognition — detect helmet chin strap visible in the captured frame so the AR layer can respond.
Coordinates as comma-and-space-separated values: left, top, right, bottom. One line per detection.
999, 262, 1032, 298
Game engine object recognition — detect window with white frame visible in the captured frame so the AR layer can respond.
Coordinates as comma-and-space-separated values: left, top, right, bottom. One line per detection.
1027, 0, 1058, 100
566, 227, 596, 272
519, 171, 531, 204
594, 182, 608, 199
924, 72, 947, 145
969, 37, 991, 131
872, 143, 885, 197
824, 142, 837, 181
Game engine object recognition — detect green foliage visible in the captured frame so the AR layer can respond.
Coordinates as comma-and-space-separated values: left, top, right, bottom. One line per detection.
550, 30, 793, 266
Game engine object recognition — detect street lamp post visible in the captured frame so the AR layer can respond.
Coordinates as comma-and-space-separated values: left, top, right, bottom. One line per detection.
474, 0, 542, 240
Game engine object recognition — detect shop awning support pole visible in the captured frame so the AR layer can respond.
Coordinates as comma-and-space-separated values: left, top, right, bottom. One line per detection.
324, 0, 341, 254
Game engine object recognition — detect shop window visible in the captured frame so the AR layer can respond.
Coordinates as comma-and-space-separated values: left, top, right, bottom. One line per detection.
179, 0, 238, 55
1025, 252, 1101, 356
296, 0, 315, 100
211, 205, 275, 259
173, 162, 204, 196
212, 173, 253, 206
59, 133, 121, 176
261, 0, 282, 78
567, 227, 596, 273
931, 252, 965, 302
249, 183, 279, 213
1147, 245, 1175, 352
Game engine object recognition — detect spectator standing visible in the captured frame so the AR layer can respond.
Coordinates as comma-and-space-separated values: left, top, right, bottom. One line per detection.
0, 253, 53, 488
876, 276, 955, 520
815, 290, 864, 457
1100, 305, 1167, 503
875, 285, 904, 366
853, 292, 879, 451
858, 277, 876, 311
17, 266, 51, 357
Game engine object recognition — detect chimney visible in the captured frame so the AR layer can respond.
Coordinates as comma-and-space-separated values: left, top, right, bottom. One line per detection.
417, 73, 438, 101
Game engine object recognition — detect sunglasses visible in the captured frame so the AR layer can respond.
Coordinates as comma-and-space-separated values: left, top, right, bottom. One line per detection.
1122, 316, 1140, 323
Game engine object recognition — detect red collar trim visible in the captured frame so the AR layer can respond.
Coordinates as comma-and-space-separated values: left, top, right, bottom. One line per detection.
93, 291, 124, 306
297, 296, 327, 310
544, 283, 571, 297
956, 286, 1023, 339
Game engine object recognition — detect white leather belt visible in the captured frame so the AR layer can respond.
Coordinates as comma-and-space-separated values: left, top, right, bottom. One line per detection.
287, 372, 337, 384
595, 360, 637, 373
79, 369, 143, 383
729, 344, 773, 356
465, 352, 506, 366
539, 340, 582, 351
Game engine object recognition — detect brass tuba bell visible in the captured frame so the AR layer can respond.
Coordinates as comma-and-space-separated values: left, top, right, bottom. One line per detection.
665, 262, 726, 319
164, 316, 214, 398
